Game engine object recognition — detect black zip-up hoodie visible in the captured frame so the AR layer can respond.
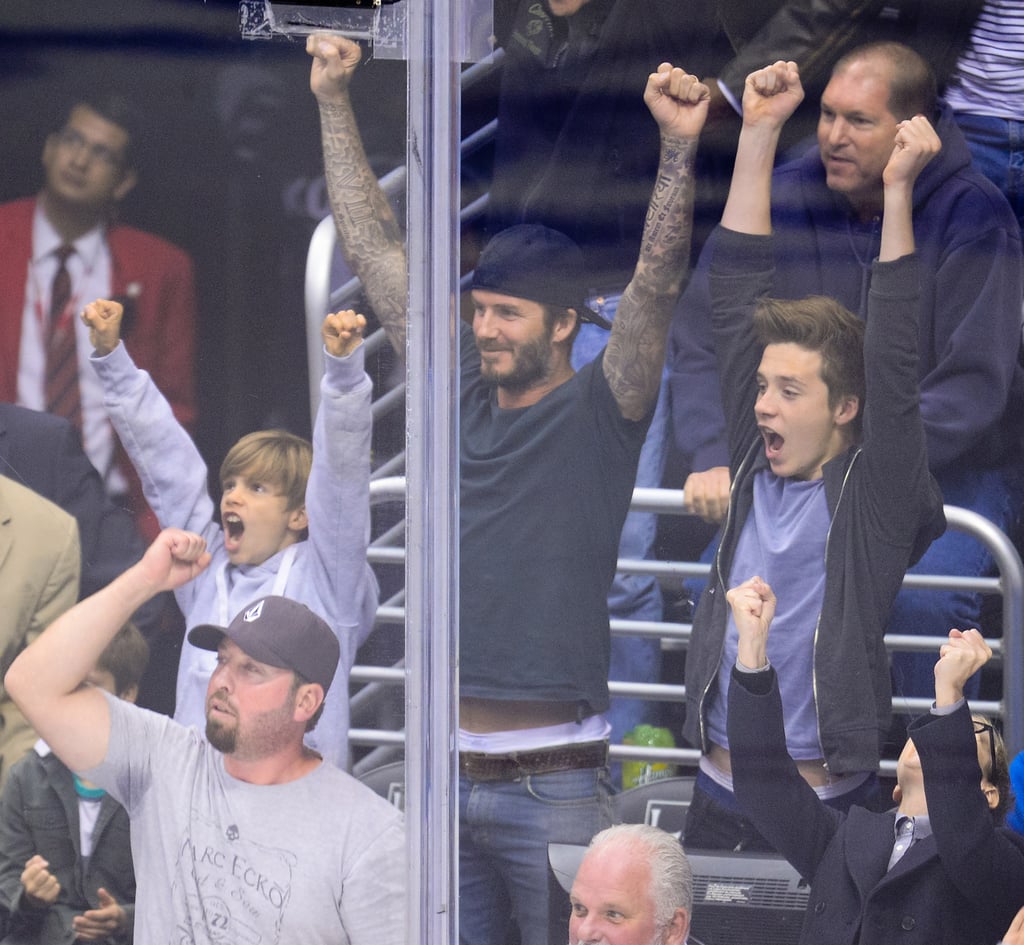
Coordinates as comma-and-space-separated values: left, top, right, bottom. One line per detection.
683, 228, 945, 776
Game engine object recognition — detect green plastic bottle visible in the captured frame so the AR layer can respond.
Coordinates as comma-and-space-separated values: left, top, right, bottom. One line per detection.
622, 725, 677, 789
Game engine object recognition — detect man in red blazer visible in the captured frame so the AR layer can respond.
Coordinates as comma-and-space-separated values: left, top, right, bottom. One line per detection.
0, 92, 197, 541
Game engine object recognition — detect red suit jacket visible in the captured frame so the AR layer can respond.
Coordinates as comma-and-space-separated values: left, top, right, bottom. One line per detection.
0, 197, 197, 541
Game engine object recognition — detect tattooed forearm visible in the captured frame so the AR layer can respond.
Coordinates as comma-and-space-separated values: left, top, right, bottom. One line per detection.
605, 134, 699, 420
319, 100, 409, 357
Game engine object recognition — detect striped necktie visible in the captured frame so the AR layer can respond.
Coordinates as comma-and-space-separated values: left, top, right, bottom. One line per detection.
44, 244, 80, 428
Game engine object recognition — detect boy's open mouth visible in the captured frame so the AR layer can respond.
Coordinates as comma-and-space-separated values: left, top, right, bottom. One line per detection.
760, 428, 784, 458
224, 513, 244, 541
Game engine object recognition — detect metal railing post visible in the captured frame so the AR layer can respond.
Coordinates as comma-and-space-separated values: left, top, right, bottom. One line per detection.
405, 4, 460, 942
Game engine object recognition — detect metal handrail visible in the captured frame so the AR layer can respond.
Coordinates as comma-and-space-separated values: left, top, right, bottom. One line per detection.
358, 479, 1024, 764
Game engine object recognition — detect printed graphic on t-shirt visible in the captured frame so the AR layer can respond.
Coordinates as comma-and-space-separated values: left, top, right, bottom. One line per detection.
170, 813, 298, 945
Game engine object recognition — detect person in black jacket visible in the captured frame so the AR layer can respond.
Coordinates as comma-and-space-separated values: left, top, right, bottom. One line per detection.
679, 60, 944, 853
726, 574, 1024, 945
0, 404, 161, 640
0, 622, 148, 945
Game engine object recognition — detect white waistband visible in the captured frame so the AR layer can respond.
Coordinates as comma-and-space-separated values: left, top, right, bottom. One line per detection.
459, 715, 610, 753
700, 753, 870, 800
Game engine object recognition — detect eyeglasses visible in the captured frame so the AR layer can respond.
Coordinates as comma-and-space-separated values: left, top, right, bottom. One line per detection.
55, 127, 125, 169
974, 718, 1000, 785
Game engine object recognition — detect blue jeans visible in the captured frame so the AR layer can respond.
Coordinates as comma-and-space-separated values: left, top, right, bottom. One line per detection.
889, 462, 1024, 700
573, 297, 666, 752
458, 766, 614, 945
953, 112, 1024, 238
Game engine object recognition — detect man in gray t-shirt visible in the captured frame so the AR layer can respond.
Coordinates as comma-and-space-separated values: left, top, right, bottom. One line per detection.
4, 528, 406, 945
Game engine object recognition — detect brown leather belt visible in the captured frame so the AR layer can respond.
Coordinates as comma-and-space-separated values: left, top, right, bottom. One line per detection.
459, 740, 609, 782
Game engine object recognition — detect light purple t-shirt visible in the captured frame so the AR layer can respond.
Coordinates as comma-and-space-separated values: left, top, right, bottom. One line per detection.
707, 470, 828, 759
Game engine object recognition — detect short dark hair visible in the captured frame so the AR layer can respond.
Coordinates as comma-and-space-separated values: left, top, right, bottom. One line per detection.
542, 304, 582, 345
753, 295, 866, 439
97, 622, 150, 696
832, 41, 937, 120
56, 92, 141, 167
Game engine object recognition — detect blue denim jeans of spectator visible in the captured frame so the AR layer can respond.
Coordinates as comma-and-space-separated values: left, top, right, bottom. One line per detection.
458, 766, 614, 945
572, 294, 667, 765
953, 112, 1024, 238
889, 461, 1024, 701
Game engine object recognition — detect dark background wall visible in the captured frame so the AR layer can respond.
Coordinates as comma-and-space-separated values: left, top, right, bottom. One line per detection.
0, 0, 408, 469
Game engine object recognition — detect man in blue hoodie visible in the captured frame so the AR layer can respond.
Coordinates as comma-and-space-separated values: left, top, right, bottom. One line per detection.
668, 41, 1024, 701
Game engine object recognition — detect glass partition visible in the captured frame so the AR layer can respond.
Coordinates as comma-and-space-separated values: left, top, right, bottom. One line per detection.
4, 8, 1020, 945
404, 2, 460, 942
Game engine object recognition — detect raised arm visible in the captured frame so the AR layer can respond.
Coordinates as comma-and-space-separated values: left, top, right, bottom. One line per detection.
725, 573, 841, 879
932, 628, 991, 709
698, 64, 805, 471
308, 34, 408, 358
603, 64, 709, 421
720, 60, 803, 235
909, 629, 1024, 928
84, 299, 219, 581
81, 298, 124, 356
321, 308, 366, 359
857, 114, 942, 541
878, 114, 940, 262
305, 309, 376, 768
4, 529, 210, 774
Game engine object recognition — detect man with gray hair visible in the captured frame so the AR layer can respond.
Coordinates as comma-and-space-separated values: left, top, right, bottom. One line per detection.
569, 823, 691, 945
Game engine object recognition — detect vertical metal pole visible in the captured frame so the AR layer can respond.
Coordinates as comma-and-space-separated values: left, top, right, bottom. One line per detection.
404, 0, 460, 943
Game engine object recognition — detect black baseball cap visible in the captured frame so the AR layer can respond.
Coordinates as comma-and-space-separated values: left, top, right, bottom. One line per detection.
188, 596, 339, 693
471, 224, 612, 330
